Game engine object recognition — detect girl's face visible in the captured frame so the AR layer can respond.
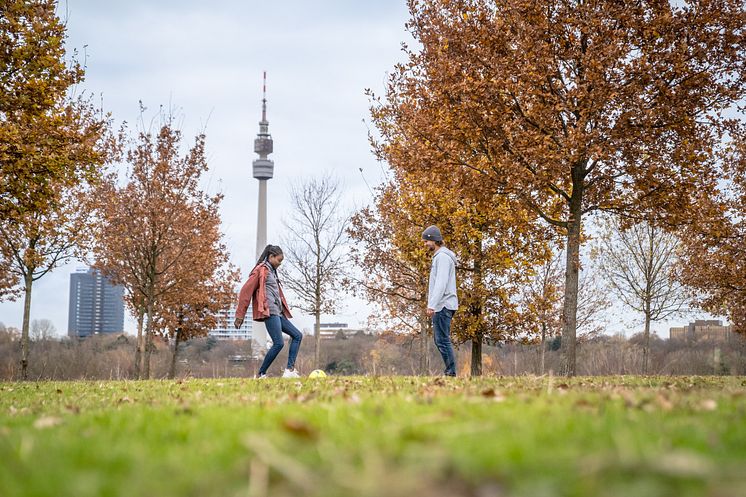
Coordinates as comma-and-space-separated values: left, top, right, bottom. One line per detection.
268, 253, 284, 268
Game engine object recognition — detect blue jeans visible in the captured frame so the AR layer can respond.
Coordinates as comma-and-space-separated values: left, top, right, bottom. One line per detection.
433, 308, 456, 376
258, 315, 303, 375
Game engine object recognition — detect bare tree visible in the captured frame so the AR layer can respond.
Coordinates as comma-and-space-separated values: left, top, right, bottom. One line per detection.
0, 183, 97, 379
30, 319, 56, 342
523, 248, 610, 374
282, 174, 349, 370
594, 217, 688, 373
523, 252, 563, 375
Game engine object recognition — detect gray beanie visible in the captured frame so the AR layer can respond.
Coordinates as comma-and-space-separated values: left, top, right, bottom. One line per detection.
422, 225, 443, 242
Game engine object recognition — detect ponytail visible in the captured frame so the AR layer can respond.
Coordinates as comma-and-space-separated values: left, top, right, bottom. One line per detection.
255, 244, 283, 267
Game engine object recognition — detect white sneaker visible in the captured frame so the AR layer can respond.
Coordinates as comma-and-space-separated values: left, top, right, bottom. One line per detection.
282, 369, 300, 378
255, 373, 267, 379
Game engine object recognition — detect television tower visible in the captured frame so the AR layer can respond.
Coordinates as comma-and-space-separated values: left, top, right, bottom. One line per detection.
253, 71, 274, 253
252, 71, 274, 349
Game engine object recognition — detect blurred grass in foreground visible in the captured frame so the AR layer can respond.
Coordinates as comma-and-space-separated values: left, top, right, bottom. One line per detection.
1, 375, 745, 497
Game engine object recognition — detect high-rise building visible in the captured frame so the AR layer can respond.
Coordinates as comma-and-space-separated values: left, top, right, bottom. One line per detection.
209, 305, 253, 341
252, 71, 274, 350
67, 268, 125, 338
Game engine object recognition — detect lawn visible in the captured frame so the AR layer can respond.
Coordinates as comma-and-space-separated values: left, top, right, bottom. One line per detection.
1, 376, 745, 497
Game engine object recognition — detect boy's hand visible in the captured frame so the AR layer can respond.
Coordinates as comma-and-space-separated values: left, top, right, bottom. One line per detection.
426, 308, 435, 317
234, 317, 244, 329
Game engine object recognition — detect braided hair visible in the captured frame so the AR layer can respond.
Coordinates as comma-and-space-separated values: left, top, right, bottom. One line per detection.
256, 244, 283, 267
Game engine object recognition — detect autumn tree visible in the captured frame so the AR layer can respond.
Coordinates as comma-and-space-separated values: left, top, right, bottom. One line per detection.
0, 0, 111, 378
405, 170, 550, 376
350, 166, 550, 376
0, 182, 98, 379
371, 0, 746, 375
1, 0, 108, 221
348, 182, 432, 373
94, 118, 236, 379
282, 174, 349, 370
680, 136, 746, 334
593, 216, 688, 373
156, 250, 238, 379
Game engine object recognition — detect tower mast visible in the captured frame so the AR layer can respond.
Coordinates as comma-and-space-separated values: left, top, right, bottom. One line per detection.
252, 71, 274, 350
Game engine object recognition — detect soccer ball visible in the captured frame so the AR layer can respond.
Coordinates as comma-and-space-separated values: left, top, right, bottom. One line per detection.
308, 369, 327, 378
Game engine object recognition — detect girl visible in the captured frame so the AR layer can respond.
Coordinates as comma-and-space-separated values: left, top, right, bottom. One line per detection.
234, 244, 303, 378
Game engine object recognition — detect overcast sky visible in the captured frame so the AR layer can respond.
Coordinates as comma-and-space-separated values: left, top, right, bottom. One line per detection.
0, 0, 722, 338
0, 0, 411, 336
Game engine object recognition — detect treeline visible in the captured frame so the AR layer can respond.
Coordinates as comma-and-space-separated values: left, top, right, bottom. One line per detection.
3, 0, 746, 381
0, 1, 236, 380
2, 330, 744, 380
352, 0, 746, 377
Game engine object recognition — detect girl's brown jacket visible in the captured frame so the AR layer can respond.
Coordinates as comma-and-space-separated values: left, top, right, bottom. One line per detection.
235, 263, 292, 321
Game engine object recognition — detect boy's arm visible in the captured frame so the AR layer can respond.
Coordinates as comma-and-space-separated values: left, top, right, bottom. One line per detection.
427, 254, 449, 311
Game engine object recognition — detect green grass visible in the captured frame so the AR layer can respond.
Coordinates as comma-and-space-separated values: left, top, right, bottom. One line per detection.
1, 376, 745, 497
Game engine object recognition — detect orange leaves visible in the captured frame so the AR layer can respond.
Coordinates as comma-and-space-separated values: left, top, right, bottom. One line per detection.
369, 0, 746, 373
678, 137, 746, 334
1, 1, 110, 222
93, 121, 238, 342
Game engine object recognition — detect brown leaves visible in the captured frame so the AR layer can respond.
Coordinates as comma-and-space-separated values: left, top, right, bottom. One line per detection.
370, 0, 746, 369
1, 0, 111, 220
281, 418, 318, 440
93, 120, 239, 349
480, 387, 506, 402
678, 136, 746, 334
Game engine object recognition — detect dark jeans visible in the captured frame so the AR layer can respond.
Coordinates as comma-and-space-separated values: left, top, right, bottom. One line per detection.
433, 308, 456, 376
258, 315, 303, 375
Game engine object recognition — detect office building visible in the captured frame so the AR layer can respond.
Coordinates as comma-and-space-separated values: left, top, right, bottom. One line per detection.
669, 320, 733, 342
67, 268, 125, 338
209, 305, 253, 341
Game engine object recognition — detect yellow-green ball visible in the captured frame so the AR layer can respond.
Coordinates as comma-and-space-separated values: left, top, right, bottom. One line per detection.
309, 369, 327, 378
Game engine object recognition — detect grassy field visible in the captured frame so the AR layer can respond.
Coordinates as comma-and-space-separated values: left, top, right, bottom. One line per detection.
1, 375, 745, 497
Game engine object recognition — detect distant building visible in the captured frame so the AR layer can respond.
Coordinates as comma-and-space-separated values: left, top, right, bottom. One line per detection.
67, 268, 125, 338
318, 322, 366, 340
669, 320, 733, 342
209, 305, 253, 341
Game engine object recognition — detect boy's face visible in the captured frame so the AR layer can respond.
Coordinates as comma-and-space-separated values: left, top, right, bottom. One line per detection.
423, 240, 438, 252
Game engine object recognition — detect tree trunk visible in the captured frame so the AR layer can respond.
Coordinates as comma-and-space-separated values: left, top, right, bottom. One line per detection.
419, 315, 428, 375
134, 307, 144, 379
20, 274, 33, 380
426, 319, 432, 373
471, 334, 483, 377
168, 328, 181, 379
643, 306, 651, 375
560, 173, 583, 376
143, 297, 154, 379
540, 322, 547, 375
314, 236, 322, 370
313, 311, 321, 369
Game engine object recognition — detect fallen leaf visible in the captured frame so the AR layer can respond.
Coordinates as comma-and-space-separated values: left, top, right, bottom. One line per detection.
34, 416, 63, 429
700, 399, 717, 411
656, 394, 673, 411
654, 451, 713, 477
281, 418, 318, 440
